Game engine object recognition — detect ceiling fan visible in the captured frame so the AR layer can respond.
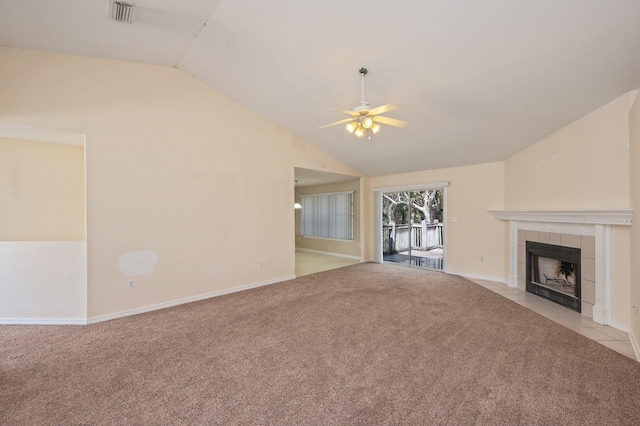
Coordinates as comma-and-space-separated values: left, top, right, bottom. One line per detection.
320, 68, 408, 139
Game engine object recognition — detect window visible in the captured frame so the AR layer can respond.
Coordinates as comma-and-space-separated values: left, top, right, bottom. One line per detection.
300, 191, 353, 241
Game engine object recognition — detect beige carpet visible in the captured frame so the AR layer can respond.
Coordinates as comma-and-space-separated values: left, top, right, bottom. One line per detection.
2, 263, 640, 425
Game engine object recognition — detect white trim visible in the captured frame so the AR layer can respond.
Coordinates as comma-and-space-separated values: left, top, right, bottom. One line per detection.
296, 248, 361, 260
300, 190, 354, 197
629, 330, 640, 362
442, 186, 448, 273
373, 181, 449, 193
358, 177, 366, 261
608, 320, 630, 333
507, 221, 519, 287
299, 235, 354, 243
509, 220, 596, 236
373, 191, 383, 263
86, 275, 295, 324
592, 225, 612, 325
448, 271, 507, 285
488, 209, 632, 225
0, 318, 87, 325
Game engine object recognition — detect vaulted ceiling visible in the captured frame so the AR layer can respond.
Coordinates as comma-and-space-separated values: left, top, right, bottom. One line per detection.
2, 0, 640, 176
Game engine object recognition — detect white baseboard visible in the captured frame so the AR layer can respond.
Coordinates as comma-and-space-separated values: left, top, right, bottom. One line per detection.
87, 275, 296, 324
0, 318, 87, 325
608, 319, 630, 333
629, 329, 640, 362
447, 270, 507, 285
295, 248, 361, 260
0, 275, 295, 325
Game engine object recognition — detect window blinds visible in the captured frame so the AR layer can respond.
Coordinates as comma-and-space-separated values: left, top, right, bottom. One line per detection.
300, 192, 353, 241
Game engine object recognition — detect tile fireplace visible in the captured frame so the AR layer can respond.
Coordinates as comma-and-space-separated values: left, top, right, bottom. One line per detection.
488, 209, 632, 327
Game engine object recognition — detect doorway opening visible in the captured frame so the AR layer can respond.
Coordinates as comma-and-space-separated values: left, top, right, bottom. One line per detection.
293, 167, 362, 277
381, 188, 445, 271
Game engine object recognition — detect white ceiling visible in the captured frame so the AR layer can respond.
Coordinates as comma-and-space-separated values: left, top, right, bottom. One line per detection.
2, 0, 640, 177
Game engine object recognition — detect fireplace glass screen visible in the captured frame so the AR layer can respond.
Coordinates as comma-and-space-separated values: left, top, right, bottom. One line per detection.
526, 241, 581, 312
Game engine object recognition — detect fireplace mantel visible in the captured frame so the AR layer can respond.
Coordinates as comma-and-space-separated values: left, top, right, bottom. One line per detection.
488, 209, 633, 329
488, 209, 632, 225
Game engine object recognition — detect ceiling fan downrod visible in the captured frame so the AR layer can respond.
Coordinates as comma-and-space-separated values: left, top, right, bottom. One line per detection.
359, 68, 368, 105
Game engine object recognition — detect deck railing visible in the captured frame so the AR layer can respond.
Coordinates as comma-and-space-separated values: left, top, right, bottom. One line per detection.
383, 222, 443, 254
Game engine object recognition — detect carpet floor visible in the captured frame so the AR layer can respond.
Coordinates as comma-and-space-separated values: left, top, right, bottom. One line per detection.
2, 263, 640, 425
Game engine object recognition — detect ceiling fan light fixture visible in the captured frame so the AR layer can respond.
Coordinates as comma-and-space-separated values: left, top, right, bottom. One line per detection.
319, 67, 407, 139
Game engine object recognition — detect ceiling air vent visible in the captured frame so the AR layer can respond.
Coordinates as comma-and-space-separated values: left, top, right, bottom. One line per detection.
111, 1, 136, 23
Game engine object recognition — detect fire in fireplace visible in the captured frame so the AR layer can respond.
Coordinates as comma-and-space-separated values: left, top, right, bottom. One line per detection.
526, 241, 581, 312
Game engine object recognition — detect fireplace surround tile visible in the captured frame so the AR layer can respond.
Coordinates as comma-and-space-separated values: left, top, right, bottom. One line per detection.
549, 232, 562, 245
525, 230, 539, 242
517, 245, 525, 263
561, 233, 581, 248
582, 257, 596, 282
517, 230, 525, 247
582, 302, 594, 318
581, 235, 596, 258
517, 262, 525, 281
582, 278, 596, 304
539, 232, 550, 243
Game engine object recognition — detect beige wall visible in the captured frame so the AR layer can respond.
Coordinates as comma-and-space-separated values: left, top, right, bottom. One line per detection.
505, 91, 637, 328
2, 45, 637, 335
0, 47, 362, 319
629, 92, 640, 350
295, 179, 361, 258
0, 137, 84, 240
505, 92, 634, 210
369, 162, 506, 281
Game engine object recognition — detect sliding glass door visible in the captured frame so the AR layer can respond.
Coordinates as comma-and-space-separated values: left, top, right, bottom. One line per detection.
382, 189, 444, 270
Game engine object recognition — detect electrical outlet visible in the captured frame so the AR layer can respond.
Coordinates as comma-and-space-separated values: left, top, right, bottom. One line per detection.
128, 279, 135, 289
215, 266, 221, 274
259, 260, 263, 267
480, 256, 484, 261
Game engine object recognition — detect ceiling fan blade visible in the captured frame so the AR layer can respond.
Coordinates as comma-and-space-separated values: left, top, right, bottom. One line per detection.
330, 109, 359, 117
319, 117, 356, 129
368, 102, 401, 116
373, 115, 409, 128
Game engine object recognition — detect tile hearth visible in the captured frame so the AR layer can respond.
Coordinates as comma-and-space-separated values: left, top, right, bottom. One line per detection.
469, 278, 636, 360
